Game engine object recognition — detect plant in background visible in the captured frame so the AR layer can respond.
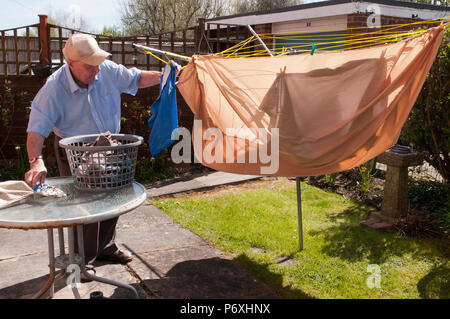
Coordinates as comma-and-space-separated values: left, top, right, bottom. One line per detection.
121, 100, 152, 138
15, 145, 28, 178
324, 172, 339, 185
409, 179, 450, 234
357, 159, 375, 193
120, 99, 181, 183
134, 149, 176, 182
0, 80, 28, 160
401, 27, 449, 182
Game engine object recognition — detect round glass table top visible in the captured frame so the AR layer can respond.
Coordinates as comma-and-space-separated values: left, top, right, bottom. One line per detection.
0, 177, 147, 229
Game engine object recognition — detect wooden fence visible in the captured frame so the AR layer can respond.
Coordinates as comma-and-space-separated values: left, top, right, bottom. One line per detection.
0, 16, 250, 75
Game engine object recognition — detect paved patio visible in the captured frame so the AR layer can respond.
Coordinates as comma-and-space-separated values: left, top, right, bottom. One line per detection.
0, 172, 277, 299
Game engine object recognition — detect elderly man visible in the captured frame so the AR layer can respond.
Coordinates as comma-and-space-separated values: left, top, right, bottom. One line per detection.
25, 34, 162, 271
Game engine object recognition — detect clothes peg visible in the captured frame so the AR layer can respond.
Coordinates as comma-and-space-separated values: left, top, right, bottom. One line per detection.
311, 42, 317, 55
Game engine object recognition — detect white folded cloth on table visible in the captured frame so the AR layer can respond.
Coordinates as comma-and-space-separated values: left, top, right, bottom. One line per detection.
0, 180, 66, 210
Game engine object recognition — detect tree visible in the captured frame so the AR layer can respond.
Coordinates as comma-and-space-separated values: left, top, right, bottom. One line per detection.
402, 27, 450, 182
120, 0, 227, 35
48, 6, 92, 37
100, 26, 125, 37
230, 0, 301, 14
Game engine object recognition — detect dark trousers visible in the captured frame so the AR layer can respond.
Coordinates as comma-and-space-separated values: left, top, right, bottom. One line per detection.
54, 135, 119, 264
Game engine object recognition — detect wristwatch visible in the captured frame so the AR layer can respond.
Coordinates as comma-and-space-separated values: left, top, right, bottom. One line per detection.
29, 155, 43, 164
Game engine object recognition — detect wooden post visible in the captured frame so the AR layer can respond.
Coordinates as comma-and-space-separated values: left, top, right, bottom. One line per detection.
1, 31, 7, 76
158, 34, 162, 70
13, 29, 19, 75
26, 27, 31, 75
58, 26, 63, 66
145, 36, 150, 70
196, 18, 207, 54
38, 14, 49, 65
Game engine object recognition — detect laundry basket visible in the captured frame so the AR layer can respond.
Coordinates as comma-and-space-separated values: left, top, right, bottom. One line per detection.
58, 134, 143, 191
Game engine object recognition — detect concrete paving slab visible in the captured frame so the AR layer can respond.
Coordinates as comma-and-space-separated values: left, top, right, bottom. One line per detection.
0, 228, 48, 260
0, 253, 50, 298
116, 223, 206, 254
0, 251, 150, 299
0, 172, 277, 299
128, 246, 277, 299
146, 172, 261, 198
52, 262, 149, 299
116, 204, 174, 231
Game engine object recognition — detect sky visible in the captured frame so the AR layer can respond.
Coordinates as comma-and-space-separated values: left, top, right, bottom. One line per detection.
0, 0, 123, 33
0, 0, 331, 33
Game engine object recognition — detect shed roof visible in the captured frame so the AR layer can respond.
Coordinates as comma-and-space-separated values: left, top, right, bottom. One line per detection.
206, 0, 450, 26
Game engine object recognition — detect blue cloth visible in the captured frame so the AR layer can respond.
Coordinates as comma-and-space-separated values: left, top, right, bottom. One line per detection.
148, 64, 178, 157
27, 60, 141, 138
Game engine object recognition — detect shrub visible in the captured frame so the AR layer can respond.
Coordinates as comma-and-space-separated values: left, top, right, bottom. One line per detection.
324, 172, 339, 185
409, 179, 450, 234
0, 80, 29, 160
121, 99, 151, 139
402, 27, 450, 182
134, 150, 176, 183
121, 99, 177, 182
0, 145, 29, 181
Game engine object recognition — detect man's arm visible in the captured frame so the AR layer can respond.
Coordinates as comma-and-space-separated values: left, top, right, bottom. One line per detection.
138, 70, 162, 88
24, 131, 47, 187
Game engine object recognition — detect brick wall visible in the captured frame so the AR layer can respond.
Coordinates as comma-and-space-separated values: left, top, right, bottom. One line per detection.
253, 23, 274, 52
346, 13, 426, 49
347, 13, 422, 29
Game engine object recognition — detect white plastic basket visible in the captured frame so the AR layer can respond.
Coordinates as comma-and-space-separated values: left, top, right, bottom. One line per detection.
58, 134, 143, 191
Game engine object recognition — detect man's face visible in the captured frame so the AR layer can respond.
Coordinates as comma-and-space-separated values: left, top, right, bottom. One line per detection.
68, 60, 100, 87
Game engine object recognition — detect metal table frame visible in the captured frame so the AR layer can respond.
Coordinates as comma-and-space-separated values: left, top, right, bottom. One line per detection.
33, 225, 138, 299
0, 177, 146, 299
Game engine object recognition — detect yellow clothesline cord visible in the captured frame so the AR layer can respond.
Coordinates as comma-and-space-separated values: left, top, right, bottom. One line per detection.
136, 17, 449, 62
215, 31, 419, 58
215, 18, 448, 58
216, 34, 408, 57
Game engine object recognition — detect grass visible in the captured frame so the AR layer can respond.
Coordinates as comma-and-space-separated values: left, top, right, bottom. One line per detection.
152, 179, 450, 299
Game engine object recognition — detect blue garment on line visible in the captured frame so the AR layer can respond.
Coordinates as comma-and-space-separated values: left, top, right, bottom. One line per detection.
148, 64, 179, 157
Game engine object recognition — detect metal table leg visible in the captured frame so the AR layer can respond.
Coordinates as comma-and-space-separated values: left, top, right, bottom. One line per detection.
55, 228, 66, 279
75, 225, 139, 299
67, 227, 81, 299
32, 229, 56, 299
33, 225, 139, 299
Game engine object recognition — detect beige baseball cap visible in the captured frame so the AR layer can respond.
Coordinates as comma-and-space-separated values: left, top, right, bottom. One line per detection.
63, 33, 111, 66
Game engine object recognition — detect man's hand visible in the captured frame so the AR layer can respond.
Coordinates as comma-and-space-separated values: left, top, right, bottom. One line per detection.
25, 159, 47, 188
169, 60, 181, 77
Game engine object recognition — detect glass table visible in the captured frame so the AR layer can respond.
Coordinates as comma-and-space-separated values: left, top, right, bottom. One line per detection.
0, 177, 147, 299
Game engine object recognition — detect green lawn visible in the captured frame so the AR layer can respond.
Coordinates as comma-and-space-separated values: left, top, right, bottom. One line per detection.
152, 179, 450, 299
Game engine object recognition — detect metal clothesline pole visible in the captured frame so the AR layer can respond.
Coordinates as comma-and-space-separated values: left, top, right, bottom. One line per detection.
296, 178, 304, 251
247, 25, 274, 57
247, 24, 303, 250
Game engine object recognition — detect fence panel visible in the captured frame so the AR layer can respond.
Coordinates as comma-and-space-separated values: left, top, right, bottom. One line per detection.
1, 19, 250, 76
205, 22, 251, 53
0, 24, 40, 75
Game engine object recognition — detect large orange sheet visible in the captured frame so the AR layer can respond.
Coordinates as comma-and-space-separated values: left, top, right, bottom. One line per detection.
177, 26, 444, 176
